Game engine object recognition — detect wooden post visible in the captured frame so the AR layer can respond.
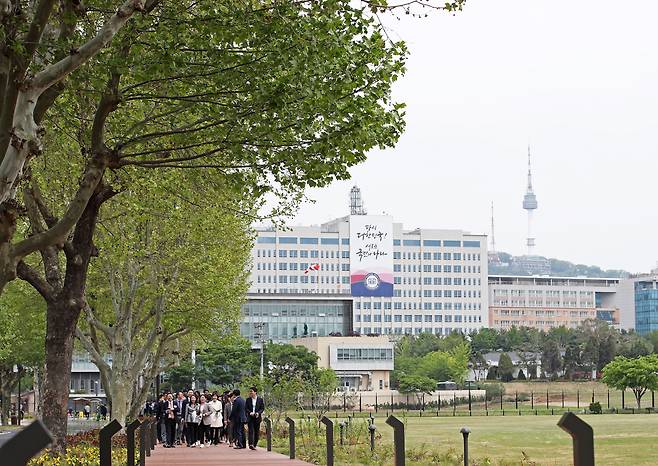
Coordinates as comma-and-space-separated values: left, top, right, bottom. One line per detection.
386, 415, 406, 466
320, 416, 334, 466
285, 417, 296, 459
99, 420, 123, 466
558, 412, 595, 466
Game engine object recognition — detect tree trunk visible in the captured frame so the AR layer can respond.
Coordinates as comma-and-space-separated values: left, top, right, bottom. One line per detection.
107, 376, 133, 427
41, 299, 83, 453
33, 365, 44, 417
0, 367, 16, 426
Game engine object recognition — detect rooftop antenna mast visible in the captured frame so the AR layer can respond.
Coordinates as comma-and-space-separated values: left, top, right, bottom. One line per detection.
522, 145, 538, 255
350, 185, 367, 215
490, 201, 496, 254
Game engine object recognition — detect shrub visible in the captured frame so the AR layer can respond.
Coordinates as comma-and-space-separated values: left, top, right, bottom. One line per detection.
482, 382, 505, 401
29, 446, 126, 466
517, 370, 526, 380
589, 402, 602, 414
65, 429, 129, 448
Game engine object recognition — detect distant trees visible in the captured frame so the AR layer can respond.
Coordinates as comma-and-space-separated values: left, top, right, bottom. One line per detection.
602, 355, 658, 409
393, 334, 470, 389
498, 353, 514, 382
541, 339, 562, 377
468, 320, 658, 381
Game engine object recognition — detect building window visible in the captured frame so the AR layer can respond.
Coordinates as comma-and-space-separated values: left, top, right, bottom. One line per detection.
279, 237, 298, 244
258, 236, 276, 244
321, 238, 339, 245
300, 237, 319, 245
403, 239, 421, 247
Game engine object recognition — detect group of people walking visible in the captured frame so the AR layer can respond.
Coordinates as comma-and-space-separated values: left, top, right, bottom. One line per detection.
152, 387, 265, 451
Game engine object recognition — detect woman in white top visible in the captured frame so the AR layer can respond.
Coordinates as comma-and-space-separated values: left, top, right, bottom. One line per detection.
208, 393, 223, 445
199, 395, 213, 447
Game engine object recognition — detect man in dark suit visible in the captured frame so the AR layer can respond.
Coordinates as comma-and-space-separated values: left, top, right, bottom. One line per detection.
164, 393, 179, 447
174, 392, 187, 445
230, 389, 247, 449
245, 386, 265, 450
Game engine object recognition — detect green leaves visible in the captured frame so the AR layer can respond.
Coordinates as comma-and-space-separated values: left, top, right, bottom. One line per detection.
398, 374, 436, 394
602, 355, 658, 408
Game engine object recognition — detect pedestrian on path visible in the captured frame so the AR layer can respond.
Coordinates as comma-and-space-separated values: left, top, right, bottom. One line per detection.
246, 386, 265, 450
208, 393, 223, 445
230, 389, 247, 449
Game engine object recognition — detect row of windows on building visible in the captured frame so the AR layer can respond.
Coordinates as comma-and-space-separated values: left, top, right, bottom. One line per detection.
357, 301, 482, 310
493, 289, 594, 297
336, 348, 393, 361
356, 327, 477, 336
257, 249, 350, 259
70, 375, 103, 393
355, 314, 482, 323
492, 299, 591, 308
396, 277, 482, 286
493, 309, 594, 317
256, 275, 349, 284
394, 264, 481, 273
357, 302, 483, 311
256, 249, 483, 263
254, 289, 350, 294
256, 236, 482, 248
495, 320, 585, 328
257, 262, 350, 271
255, 262, 483, 275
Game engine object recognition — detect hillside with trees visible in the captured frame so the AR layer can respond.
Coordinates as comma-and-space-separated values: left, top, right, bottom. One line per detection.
490, 252, 629, 278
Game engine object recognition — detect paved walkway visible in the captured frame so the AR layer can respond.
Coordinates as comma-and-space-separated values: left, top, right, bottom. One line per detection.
147, 443, 312, 465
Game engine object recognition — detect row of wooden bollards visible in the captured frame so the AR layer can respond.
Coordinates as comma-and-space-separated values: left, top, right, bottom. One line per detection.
0, 417, 160, 466
266, 411, 595, 466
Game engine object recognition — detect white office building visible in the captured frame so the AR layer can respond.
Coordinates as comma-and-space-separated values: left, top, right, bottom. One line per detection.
248, 208, 488, 339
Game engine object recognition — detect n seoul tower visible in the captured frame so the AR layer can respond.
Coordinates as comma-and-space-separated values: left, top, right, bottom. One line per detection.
522, 146, 538, 255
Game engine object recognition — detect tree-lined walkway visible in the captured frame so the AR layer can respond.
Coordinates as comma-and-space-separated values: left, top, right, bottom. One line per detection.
147, 444, 312, 465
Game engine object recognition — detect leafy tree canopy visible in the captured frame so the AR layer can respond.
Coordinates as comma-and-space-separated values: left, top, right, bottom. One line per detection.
398, 374, 436, 395
602, 355, 658, 409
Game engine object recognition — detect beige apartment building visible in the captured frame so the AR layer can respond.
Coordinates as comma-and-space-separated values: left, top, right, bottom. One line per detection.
488, 275, 621, 331
290, 335, 394, 392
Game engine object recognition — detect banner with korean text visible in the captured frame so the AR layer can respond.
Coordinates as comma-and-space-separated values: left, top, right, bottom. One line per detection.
349, 215, 394, 297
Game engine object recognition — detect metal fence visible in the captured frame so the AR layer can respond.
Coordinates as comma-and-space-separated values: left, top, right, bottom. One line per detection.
293, 388, 656, 417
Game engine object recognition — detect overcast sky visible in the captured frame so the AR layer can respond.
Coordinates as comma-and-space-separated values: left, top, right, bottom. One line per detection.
290, 0, 658, 273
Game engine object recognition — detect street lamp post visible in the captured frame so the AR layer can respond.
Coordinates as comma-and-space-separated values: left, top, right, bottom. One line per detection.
254, 323, 266, 380
13, 365, 22, 422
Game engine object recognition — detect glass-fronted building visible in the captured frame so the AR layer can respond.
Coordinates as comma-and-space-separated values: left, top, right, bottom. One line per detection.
635, 279, 658, 335
240, 295, 353, 345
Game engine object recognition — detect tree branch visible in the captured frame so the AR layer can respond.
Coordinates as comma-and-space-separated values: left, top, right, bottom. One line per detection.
31, 0, 147, 92
12, 153, 108, 259
16, 260, 55, 302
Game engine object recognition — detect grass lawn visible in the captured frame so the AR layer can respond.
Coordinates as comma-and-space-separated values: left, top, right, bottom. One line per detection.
372, 414, 658, 465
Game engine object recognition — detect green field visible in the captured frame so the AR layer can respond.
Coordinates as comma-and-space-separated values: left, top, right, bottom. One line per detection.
281, 413, 658, 465
374, 414, 658, 465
